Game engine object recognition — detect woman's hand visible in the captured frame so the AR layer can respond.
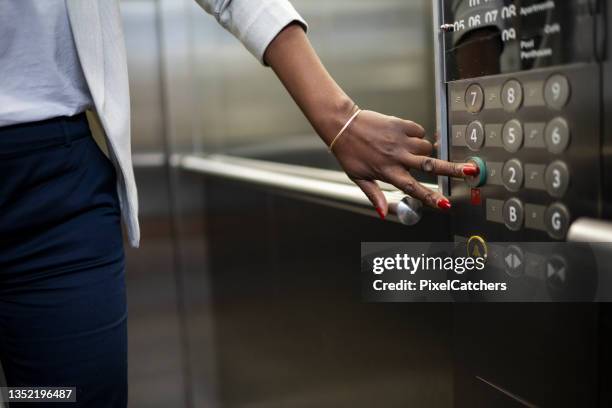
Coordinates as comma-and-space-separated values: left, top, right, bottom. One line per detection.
264, 24, 477, 218
331, 110, 475, 218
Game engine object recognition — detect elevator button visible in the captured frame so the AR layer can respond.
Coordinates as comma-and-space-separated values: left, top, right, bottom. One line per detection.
486, 199, 504, 224
486, 161, 504, 186
524, 123, 546, 148
485, 124, 503, 147
504, 245, 525, 277
465, 156, 487, 188
465, 84, 484, 113
524, 164, 546, 191
466, 121, 485, 151
502, 79, 523, 112
467, 236, 488, 260
503, 198, 524, 231
451, 125, 467, 147
545, 161, 570, 198
545, 203, 570, 239
502, 159, 524, 192
544, 74, 571, 110
503, 119, 524, 153
545, 118, 570, 154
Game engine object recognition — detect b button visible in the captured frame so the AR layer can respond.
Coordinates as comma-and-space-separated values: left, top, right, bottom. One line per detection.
545, 203, 570, 240
503, 198, 524, 231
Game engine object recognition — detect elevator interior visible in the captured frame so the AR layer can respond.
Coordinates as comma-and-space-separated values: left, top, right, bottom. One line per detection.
85, 1, 612, 407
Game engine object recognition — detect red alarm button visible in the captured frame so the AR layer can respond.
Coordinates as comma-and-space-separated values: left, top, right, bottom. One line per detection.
471, 188, 482, 206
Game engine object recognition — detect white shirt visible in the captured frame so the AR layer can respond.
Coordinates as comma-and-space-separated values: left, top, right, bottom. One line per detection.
0, 0, 92, 127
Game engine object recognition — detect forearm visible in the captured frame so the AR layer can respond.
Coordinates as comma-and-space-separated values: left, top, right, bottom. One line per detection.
264, 24, 354, 145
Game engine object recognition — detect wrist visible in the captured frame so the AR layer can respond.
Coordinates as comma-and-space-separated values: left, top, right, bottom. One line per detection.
313, 94, 356, 146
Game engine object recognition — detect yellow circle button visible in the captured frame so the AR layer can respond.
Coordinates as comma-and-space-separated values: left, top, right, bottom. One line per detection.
467, 235, 488, 260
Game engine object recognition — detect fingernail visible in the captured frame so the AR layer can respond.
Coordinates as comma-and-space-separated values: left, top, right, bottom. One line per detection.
463, 164, 479, 176
437, 198, 452, 210
376, 207, 386, 220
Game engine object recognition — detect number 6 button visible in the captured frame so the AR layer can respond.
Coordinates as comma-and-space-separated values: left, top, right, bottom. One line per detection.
545, 117, 570, 154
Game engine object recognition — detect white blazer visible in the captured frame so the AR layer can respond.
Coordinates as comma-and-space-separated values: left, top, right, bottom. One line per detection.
65, 0, 306, 247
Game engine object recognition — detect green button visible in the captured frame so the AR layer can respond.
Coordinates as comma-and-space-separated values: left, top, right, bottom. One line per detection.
466, 156, 487, 187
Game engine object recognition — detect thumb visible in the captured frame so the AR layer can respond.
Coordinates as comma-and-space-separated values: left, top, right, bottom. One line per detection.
353, 179, 388, 219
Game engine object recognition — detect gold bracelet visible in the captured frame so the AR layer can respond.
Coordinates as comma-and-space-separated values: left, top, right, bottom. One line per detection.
329, 107, 362, 153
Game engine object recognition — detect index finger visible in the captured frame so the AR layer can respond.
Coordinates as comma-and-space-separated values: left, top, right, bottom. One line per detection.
409, 156, 477, 178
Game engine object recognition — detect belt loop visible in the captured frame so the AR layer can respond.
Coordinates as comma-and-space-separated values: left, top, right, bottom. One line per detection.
61, 118, 71, 147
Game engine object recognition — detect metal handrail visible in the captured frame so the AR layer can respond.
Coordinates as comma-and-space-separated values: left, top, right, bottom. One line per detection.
177, 154, 434, 224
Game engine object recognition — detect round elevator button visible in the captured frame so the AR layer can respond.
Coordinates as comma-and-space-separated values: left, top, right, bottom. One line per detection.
503, 198, 524, 231
465, 156, 487, 188
545, 203, 570, 240
465, 84, 484, 113
502, 79, 523, 112
466, 121, 485, 151
502, 159, 524, 192
545, 117, 570, 154
502, 119, 524, 153
545, 161, 570, 198
544, 74, 571, 110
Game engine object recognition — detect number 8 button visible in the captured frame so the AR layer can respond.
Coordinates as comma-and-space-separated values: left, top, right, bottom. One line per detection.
502, 79, 523, 112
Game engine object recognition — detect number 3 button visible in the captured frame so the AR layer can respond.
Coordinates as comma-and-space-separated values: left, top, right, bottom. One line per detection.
545, 161, 570, 198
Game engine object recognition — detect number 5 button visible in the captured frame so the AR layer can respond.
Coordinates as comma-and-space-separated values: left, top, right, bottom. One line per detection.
503, 119, 524, 153
545, 117, 570, 154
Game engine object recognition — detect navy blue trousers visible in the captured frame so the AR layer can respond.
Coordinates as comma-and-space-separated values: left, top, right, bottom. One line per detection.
0, 114, 127, 407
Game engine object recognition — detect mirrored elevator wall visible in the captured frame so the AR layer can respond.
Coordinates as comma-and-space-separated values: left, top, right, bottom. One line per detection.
122, 1, 451, 407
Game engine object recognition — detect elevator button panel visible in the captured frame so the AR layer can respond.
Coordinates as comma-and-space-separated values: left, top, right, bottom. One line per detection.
445, 65, 601, 241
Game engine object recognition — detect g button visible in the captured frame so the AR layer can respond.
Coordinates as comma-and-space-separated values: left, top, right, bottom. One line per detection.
545, 203, 570, 240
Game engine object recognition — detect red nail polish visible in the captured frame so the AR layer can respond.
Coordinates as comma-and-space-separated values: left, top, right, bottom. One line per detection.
463, 164, 479, 176
437, 198, 452, 210
376, 208, 386, 220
